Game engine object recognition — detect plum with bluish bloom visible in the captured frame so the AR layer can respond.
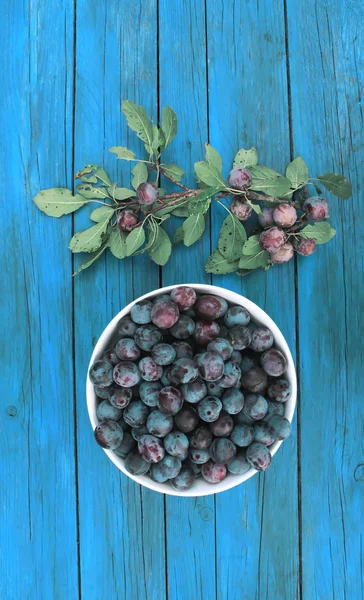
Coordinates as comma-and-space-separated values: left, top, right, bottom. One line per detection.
294, 237, 316, 256
270, 242, 294, 263
218, 325, 229, 339
195, 295, 228, 320
117, 316, 137, 337
170, 357, 198, 384
164, 431, 189, 459
151, 343, 176, 366
227, 325, 251, 350
224, 305, 250, 328
172, 341, 194, 359
227, 451, 251, 475
174, 405, 199, 433
114, 432, 136, 458
201, 460, 227, 483
181, 378, 207, 404
115, 338, 141, 361
230, 350, 243, 366
246, 442, 272, 471
139, 357, 163, 382
134, 324, 162, 351
230, 197, 252, 221
198, 396, 222, 423
234, 410, 254, 426
137, 182, 158, 205
206, 381, 224, 397
240, 352, 257, 374
171, 467, 195, 491
154, 293, 171, 304
230, 424, 255, 447
138, 434, 165, 463
303, 196, 329, 221
253, 421, 276, 446
169, 315, 195, 339
263, 400, 285, 420
261, 348, 287, 376
96, 400, 123, 422
207, 337, 234, 361
146, 409, 173, 437
94, 420, 124, 450
103, 349, 119, 366
150, 464, 169, 483
89, 360, 114, 388
151, 301, 179, 329
222, 388, 244, 414
131, 425, 148, 441
139, 381, 163, 407
170, 286, 197, 310
268, 378, 291, 402
190, 425, 213, 449
123, 400, 149, 427
125, 450, 150, 475
196, 351, 224, 382
241, 366, 268, 393
185, 460, 202, 477
130, 300, 153, 325
209, 412, 234, 437
258, 207, 275, 228
157, 386, 183, 415
273, 204, 297, 227
228, 168, 252, 190
219, 361, 241, 388
117, 416, 129, 432
94, 384, 112, 400
118, 209, 139, 233
189, 448, 210, 464
160, 365, 176, 387
194, 320, 220, 347
260, 227, 286, 252
113, 361, 141, 387
243, 393, 268, 420
210, 438, 237, 463
249, 327, 274, 353
151, 455, 182, 481
268, 415, 292, 440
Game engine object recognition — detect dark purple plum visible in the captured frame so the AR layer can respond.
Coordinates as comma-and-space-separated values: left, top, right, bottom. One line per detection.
146, 409, 173, 437
241, 366, 268, 393
219, 361, 241, 388
169, 315, 195, 339
89, 360, 114, 388
131, 425, 148, 441
139, 380, 163, 407
164, 431, 189, 459
243, 393, 268, 420
230, 197, 252, 221
239, 352, 257, 373
109, 386, 132, 409
196, 351, 224, 382
294, 237, 316, 256
151, 343, 176, 366
174, 405, 199, 433
103, 349, 119, 366
194, 320, 220, 347
230, 424, 255, 447
170, 286, 197, 310
228, 167, 252, 190
267, 378, 291, 402
201, 460, 227, 483
170, 357, 198, 384
261, 349, 287, 377
139, 357, 163, 382
130, 300, 153, 324
117, 316, 137, 338
221, 388, 244, 414
190, 425, 213, 449
209, 412, 234, 437
114, 432, 136, 458
94, 420, 124, 450
113, 361, 141, 387
246, 442, 272, 471
157, 386, 183, 415
189, 448, 210, 464
181, 378, 207, 404
230, 351, 243, 366
96, 400, 123, 422
260, 227, 286, 252
138, 434, 165, 463
258, 207, 275, 228
195, 295, 228, 320
172, 341, 194, 359
197, 396, 222, 423
118, 209, 139, 233
137, 182, 158, 205
171, 467, 195, 491
151, 301, 179, 329
125, 450, 150, 475
210, 437, 237, 463
206, 381, 224, 397
207, 337, 234, 361
249, 327, 274, 353
227, 325, 251, 350
224, 305, 250, 328
123, 400, 149, 427
134, 324, 162, 351
303, 196, 329, 221
115, 338, 141, 361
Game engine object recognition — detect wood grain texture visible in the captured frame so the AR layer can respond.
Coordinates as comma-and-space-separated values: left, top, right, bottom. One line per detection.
287, 1, 364, 598
0, 2, 78, 599
158, 2, 217, 599
206, 1, 299, 598
73, 2, 165, 599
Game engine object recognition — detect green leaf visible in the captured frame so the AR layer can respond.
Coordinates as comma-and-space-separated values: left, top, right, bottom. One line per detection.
33, 188, 87, 217
73, 242, 108, 275
236, 269, 253, 277
76, 183, 110, 199
75, 164, 99, 183
242, 235, 261, 256
189, 187, 219, 215
69, 217, 110, 253
205, 143, 222, 172
121, 100, 153, 153
161, 106, 178, 148
90, 206, 114, 222
131, 162, 148, 191
285, 157, 309, 189
147, 225, 172, 266
108, 228, 128, 258
233, 147, 258, 169
182, 214, 206, 247
109, 146, 137, 161
194, 161, 227, 188
93, 167, 111, 186
152, 125, 166, 155
161, 164, 185, 182
109, 186, 136, 201
173, 226, 185, 245
249, 165, 292, 197
297, 222, 336, 244
247, 200, 262, 215
205, 250, 239, 274
172, 204, 191, 217
312, 182, 322, 195
218, 214, 247, 261
317, 173, 352, 199
238, 250, 270, 269
126, 226, 146, 256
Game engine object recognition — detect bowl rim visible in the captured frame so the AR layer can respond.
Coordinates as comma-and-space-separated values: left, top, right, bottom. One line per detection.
86, 283, 297, 497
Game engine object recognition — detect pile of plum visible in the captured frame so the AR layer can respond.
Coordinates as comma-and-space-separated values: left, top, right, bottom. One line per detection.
89, 287, 292, 491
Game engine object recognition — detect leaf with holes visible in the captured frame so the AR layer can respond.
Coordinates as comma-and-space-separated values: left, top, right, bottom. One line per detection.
109, 146, 137, 161
205, 250, 239, 274
121, 100, 153, 153
233, 147, 258, 169
69, 217, 110, 253
249, 165, 291, 197
108, 228, 128, 259
205, 143, 222, 172
189, 187, 220, 215
131, 162, 148, 191
182, 214, 206, 247
73, 242, 108, 275
161, 164, 185, 182
218, 214, 247, 261
33, 188, 87, 217
317, 173, 352, 199
76, 183, 110, 200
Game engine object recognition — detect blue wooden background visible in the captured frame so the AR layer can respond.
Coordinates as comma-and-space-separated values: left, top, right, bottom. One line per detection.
1, 1, 363, 598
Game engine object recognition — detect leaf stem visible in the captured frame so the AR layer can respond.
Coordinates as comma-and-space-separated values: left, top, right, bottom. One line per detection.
158, 167, 191, 191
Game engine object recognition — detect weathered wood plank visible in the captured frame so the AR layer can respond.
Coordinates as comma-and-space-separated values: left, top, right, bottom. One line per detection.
287, 1, 364, 598
73, 2, 166, 599
206, 1, 299, 598
0, 1, 78, 598
158, 1, 217, 598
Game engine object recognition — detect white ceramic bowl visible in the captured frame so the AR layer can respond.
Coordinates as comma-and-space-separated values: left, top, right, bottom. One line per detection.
86, 284, 297, 497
